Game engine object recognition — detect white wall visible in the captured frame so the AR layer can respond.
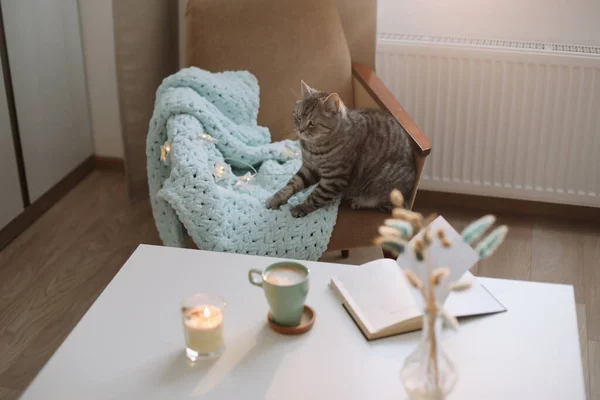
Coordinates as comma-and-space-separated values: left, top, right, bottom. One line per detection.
378, 0, 600, 46
78, 0, 123, 158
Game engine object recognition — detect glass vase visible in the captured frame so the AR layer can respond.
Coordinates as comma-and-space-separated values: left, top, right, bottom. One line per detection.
400, 310, 457, 400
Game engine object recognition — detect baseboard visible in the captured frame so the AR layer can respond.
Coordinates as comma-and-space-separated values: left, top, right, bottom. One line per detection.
0, 156, 95, 250
414, 190, 600, 223
95, 156, 125, 172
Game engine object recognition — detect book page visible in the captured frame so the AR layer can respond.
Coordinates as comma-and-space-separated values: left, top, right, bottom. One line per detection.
444, 271, 506, 317
331, 259, 422, 333
407, 270, 505, 316
331, 260, 506, 337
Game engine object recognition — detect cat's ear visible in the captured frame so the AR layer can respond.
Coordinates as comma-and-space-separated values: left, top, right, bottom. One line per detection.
300, 80, 316, 99
324, 93, 343, 112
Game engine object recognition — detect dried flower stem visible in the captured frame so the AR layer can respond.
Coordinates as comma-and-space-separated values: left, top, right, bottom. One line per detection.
426, 259, 440, 391
405, 269, 424, 289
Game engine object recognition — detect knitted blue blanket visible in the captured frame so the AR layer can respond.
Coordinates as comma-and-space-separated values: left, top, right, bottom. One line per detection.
146, 67, 340, 260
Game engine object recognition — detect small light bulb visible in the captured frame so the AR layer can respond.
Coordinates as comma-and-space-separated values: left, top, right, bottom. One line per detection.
235, 172, 254, 187
203, 307, 210, 318
283, 144, 300, 158
160, 142, 171, 162
213, 163, 227, 180
199, 133, 218, 143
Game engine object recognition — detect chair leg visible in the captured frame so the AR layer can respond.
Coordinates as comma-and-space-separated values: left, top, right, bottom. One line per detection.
341, 249, 350, 258
382, 249, 395, 259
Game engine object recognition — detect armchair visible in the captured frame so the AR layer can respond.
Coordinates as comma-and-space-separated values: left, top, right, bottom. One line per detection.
184, 0, 431, 254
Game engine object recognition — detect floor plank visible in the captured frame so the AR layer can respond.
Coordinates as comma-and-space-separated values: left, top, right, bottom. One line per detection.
0, 171, 160, 391
0, 173, 122, 377
0, 204, 159, 390
590, 340, 600, 400
531, 218, 586, 304
476, 214, 533, 280
0, 387, 20, 400
577, 304, 590, 400
0, 172, 122, 311
583, 228, 600, 341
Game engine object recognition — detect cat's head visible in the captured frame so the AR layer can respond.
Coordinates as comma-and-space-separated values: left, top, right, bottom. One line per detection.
292, 81, 347, 141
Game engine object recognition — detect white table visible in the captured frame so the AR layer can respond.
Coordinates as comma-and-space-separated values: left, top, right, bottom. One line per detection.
21, 245, 586, 399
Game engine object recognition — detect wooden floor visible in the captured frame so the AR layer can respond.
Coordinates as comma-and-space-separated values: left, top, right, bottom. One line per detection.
0, 169, 598, 399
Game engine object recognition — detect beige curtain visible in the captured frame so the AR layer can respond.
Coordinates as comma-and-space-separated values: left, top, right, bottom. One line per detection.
113, 0, 178, 201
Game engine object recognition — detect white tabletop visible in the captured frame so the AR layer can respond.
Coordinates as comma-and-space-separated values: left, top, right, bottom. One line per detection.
21, 245, 585, 400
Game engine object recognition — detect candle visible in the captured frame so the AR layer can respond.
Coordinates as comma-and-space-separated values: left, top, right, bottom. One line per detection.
181, 294, 226, 361
183, 306, 224, 354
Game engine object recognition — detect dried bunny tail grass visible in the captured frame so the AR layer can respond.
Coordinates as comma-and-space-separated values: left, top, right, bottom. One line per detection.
413, 238, 427, 262
435, 228, 453, 247
461, 215, 496, 245
414, 238, 425, 252
374, 235, 407, 247
423, 230, 433, 245
390, 189, 405, 208
374, 236, 406, 255
441, 310, 459, 331
392, 208, 423, 223
404, 269, 423, 289
450, 281, 474, 292
378, 226, 403, 238
431, 267, 450, 286
475, 225, 508, 259
384, 219, 414, 239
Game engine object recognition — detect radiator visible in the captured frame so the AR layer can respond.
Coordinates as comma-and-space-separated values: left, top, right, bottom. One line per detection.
376, 33, 600, 207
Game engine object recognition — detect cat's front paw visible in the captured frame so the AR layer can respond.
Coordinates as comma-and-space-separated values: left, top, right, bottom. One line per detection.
290, 204, 312, 218
266, 195, 286, 210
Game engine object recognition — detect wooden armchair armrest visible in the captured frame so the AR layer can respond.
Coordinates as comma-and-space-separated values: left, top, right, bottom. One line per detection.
351, 62, 431, 157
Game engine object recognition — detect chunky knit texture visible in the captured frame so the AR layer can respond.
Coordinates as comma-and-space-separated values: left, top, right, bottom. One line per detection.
147, 67, 340, 260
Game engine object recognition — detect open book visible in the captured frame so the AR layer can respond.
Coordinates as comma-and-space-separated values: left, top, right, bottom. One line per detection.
330, 258, 506, 340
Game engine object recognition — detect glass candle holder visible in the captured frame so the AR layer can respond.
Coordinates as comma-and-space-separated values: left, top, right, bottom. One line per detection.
181, 294, 226, 361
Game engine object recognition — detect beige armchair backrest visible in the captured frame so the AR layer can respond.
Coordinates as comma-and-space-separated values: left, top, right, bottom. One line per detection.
334, 0, 377, 70
113, 0, 376, 200
185, 0, 376, 141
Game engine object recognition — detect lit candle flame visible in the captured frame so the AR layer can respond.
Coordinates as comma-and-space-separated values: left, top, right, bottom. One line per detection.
203, 306, 210, 318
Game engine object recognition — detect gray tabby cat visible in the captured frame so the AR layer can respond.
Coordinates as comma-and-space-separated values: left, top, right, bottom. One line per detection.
266, 81, 416, 218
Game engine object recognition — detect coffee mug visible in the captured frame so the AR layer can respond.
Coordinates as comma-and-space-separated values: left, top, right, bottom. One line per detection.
248, 262, 310, 326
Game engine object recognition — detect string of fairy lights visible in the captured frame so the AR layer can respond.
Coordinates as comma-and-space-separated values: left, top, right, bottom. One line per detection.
159, 132, 301, 188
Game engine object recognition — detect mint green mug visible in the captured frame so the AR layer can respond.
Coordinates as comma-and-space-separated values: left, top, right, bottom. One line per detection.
249, 262, 310, 326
